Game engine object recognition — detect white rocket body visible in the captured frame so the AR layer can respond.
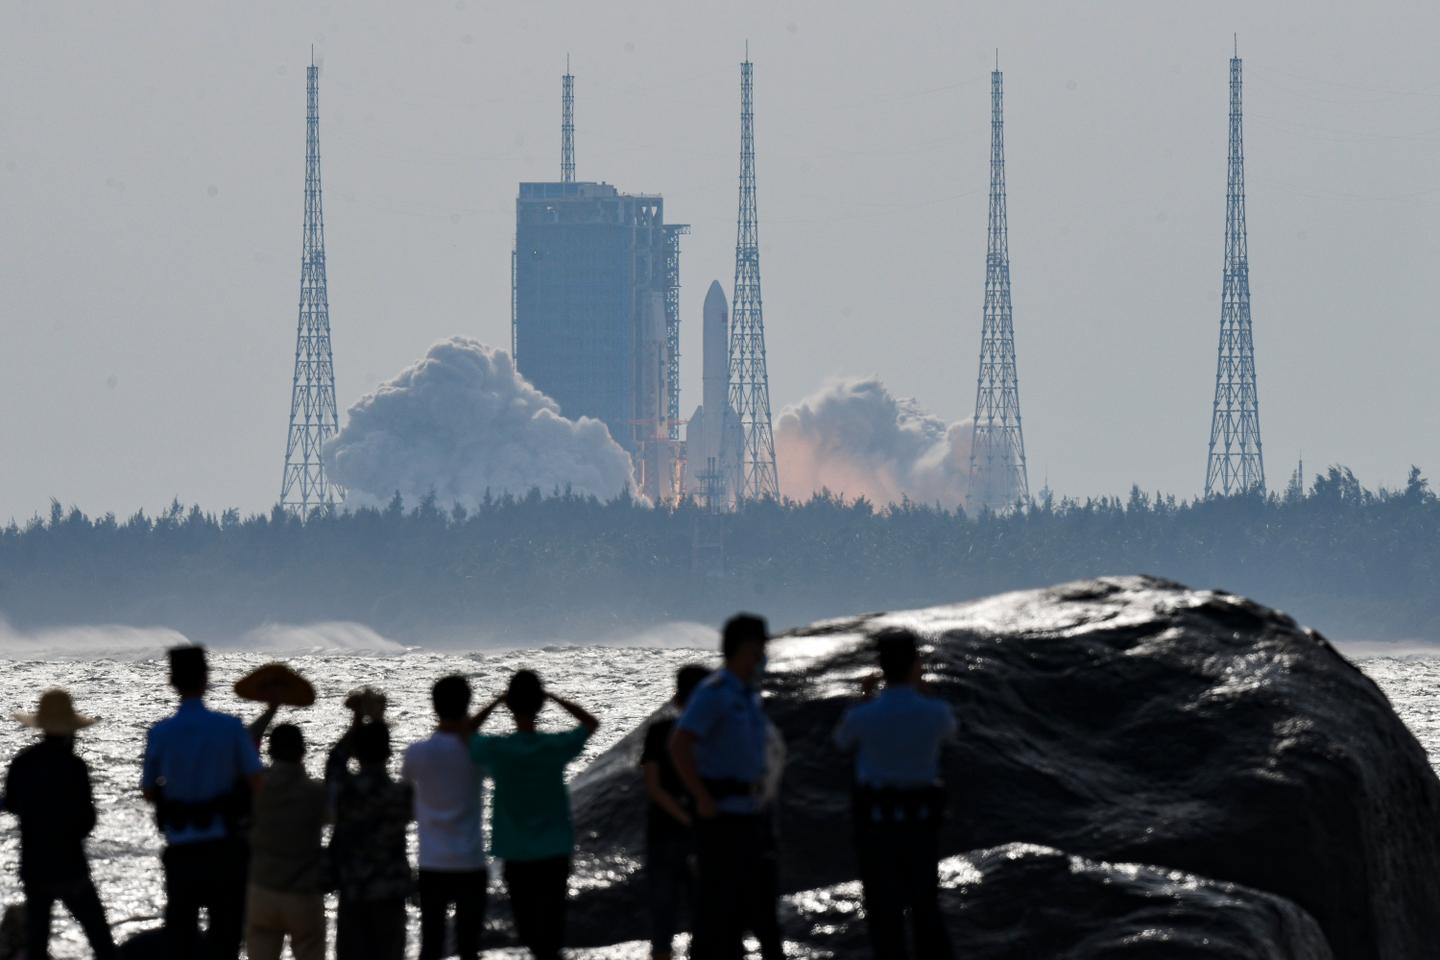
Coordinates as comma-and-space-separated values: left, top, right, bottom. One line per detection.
685, 280, 744, 504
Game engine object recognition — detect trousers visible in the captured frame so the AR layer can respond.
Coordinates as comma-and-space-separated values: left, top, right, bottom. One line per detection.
646, 828, 698, 953
692, 814, 783, 960
23, 874, 116, 960
163, 838, 249, 960
853, 792, 952, 960
335, 896, 406, 960
417, 868, 487, 960
503, 857, 571, 960
244, 884, 325, 960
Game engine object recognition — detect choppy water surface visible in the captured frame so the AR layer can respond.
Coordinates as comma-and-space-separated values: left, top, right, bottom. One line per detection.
0, 640, 1434, 958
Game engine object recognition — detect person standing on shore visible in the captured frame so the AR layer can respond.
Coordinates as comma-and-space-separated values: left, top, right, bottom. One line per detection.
640, 665, 711, 960
328, 715, 413, 960
670, 614, 784, 960
245, 724, 328, 960
142, 646, 264, 959
834, 628, 956, 960
470, 670, 599, 960
2, 689, 116, 960
402, 675, 488, 960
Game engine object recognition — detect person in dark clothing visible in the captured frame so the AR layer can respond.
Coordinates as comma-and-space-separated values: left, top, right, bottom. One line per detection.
142, 646, 264, 960
2, 689, 116, 960
327, 715, 414, 960
640, 665, 711, 960
671, 614, 785, 960
834, 629, 957, 960
470, 670, 599, 960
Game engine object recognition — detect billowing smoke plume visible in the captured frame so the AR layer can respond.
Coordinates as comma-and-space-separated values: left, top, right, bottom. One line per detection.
775, 378, 972, 508
328, 338, 636, 508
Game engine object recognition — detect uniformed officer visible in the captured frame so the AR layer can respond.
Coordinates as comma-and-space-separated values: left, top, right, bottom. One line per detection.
834, 628, 956, 960
669, 613, 783, 960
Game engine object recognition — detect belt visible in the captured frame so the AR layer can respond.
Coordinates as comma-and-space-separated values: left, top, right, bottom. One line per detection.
852, 783, 945, 824
702, 777, 758, 800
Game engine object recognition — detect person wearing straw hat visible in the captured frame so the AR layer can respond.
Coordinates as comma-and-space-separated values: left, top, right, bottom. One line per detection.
1, 689, 116, 960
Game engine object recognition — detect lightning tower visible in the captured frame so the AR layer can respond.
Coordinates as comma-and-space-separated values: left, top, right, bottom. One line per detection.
1204, 40, 1265, 497
280, 55, 343, 515
729, 49, 779, 500
968, 59, 1029, 513
561, 58, 575, 182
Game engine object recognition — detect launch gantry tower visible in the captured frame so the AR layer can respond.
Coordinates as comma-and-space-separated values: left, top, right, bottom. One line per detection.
280, 54, 343, 516
968, 60, 1030, 513
728, 50, 780, 501
1205, 40, 1265, 497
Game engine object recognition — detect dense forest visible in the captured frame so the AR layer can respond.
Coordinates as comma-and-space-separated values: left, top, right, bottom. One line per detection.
1, 465, 1436, 645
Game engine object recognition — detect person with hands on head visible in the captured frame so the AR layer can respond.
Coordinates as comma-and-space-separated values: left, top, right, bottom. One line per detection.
640, 665, 711, 960
470, 670, 598, 960
669, 614, 784, 960
400, 675, 487, 960
834, 628, 957, 960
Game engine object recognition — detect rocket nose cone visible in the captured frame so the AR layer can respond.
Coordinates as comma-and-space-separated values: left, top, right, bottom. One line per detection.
704, 280, 728, 314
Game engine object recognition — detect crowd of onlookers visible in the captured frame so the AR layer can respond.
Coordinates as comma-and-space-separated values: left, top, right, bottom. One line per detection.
1, 613, 958, 960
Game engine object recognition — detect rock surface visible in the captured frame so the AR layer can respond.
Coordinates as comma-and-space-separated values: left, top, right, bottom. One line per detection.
787, 844, 1333, 959
569, 576, 1440, 958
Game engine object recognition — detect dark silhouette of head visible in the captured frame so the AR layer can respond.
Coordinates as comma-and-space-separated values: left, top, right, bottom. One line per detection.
168, 646, 208, 697
506, 670, 544, 721
269, 724, 305, 763
355, 720, 392, 766
432, 675, 472, 723
722, 613, 769, 661
675, 665, 711, 707
877, 628, 922, 684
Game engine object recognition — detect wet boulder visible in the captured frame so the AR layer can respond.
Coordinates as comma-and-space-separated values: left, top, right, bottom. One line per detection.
570, 576, 1440, 959
786, 844, 1333, 959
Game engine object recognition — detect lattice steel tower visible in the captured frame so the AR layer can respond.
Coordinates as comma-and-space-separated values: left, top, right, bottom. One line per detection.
1205, 41, 1265, 497
280, 56, 343, 515
561, 58, 575, 182
729, 50, 779, 500
968, 62, 1029, 513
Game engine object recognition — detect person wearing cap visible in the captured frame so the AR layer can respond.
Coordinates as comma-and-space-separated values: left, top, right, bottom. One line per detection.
670, 613, 784, 960
834, 628, 957, 960
2, 689, 116, 960
141, 645, 265, 960
469, 670, 599, 960
245, 724, 329, 960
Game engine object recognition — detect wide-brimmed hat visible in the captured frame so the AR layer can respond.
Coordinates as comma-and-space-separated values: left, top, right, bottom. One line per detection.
14, 690, 97, 735
234, 663, 316, 707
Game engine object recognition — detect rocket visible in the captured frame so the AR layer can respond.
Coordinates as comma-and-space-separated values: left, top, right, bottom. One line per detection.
685, 280, 744, 505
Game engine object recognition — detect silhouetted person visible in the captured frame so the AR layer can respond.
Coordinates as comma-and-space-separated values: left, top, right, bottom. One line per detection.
470, 670, 599, 960
671, 614, 784, 960
328, 716, 413, 960
246, 724, 327, 960
641, 665, 711, 960
402, 675, 486, 960
2, 689, 116, 960
834, 629, 956, 960
142, 646, 264, 960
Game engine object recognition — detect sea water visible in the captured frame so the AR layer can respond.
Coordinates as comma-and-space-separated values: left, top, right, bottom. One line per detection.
0, 635, 1431, 958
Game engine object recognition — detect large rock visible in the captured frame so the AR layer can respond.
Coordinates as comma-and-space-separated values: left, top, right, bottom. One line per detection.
570, 576, 1440, 958
787, 844, 1333, 959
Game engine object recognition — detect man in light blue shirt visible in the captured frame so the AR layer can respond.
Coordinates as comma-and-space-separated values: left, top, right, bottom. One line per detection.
671, 613, 783, 960
834, 628, 956, 960
142, 646, 264, 959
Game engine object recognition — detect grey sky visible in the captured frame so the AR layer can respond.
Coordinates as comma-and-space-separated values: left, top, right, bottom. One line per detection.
2, 1, 1438, 520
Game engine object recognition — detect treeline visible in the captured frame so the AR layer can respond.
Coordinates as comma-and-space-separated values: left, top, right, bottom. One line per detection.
1, 465, 1437, 643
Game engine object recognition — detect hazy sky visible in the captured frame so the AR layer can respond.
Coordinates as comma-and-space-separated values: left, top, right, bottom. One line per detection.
3, 1, 1439, 520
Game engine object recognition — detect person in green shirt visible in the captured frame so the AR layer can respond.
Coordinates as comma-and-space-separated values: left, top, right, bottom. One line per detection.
470, 670, 599, 960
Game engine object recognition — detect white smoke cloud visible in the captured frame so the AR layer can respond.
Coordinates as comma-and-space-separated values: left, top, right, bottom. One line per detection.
775, 377, 972, 508
328, 338, 637, 508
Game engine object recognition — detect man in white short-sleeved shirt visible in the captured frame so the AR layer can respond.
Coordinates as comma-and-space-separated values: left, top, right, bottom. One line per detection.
401, 675, 486, 960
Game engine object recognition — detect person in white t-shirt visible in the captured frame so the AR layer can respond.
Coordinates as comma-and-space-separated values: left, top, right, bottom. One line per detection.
401, 675, 486, 960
